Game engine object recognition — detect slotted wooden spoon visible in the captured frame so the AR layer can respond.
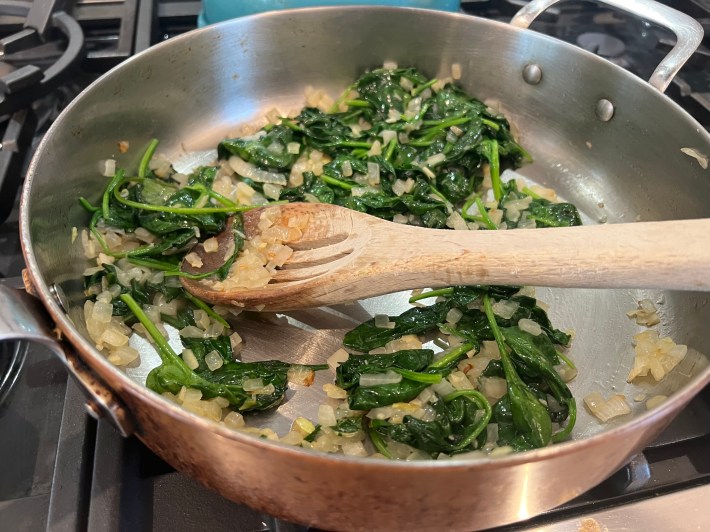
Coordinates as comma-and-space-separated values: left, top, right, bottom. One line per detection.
181, 203, 710, 311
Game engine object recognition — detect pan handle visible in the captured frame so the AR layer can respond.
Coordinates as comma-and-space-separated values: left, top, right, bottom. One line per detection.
510, 0, 704, 93
0, 284, 135, 437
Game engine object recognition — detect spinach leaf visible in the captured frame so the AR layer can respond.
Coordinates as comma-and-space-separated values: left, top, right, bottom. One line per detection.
333, 416, 363, 435
527, 200, 582, 228
218, 126, 299, 170
482, 294, 552, 448
336, 349, 434, 389
372, 390, 491, 456
342, 303, 450, 352
336, 349, 435, 410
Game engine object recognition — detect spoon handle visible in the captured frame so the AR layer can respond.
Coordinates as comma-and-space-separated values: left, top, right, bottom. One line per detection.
368, 218, 710, 291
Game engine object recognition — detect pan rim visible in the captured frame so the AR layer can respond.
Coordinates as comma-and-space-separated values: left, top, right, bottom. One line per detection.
19, 4, 710, 471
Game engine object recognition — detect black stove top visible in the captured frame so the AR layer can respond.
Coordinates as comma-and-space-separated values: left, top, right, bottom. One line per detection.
1, 1, 709, 531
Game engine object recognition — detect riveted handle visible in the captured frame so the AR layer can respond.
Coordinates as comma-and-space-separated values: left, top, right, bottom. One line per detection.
0, 285, 134, 437
510, 0, 704, 92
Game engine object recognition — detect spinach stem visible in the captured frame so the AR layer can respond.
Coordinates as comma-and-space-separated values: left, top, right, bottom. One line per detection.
138, 139, 159, 179
552, 399, 577, 442
481, 118, 501, 131
383, 137, 398, 161
429, 342, 476, 370
120, 293, 182, 365
127, 256, 179, 271
320, 174, 355, 190
328, 82, 357, 113
344, 99, 371, 108
280, 119, 304, 133
443, 390, 492, 450
556, 350, 577, 370
183, 291, 231, 329
474, 196, 497, 230
368, 420, 393, 459
331, 140, 373, 149
391, 368, 442, 384
482, 294, 517, 382
488, 140, 502, 201
522, 186, 542, 199
79, 197, 99, 213
408, 287, 453, 303
102, 169, 126, 219
412, 78, 437, 97
113, 183, 275, 214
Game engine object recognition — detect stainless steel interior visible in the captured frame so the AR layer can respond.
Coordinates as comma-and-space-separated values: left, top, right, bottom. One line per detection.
18, 6, 710, 530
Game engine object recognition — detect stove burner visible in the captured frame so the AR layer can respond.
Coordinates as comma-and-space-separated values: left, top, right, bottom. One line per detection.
577, 31, 626, 57
0, 0, 84, 115
0, 108, 37, 223
0, 341, 27, 408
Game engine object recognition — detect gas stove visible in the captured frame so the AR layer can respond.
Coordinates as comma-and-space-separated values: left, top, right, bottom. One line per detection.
1, 2, 709, 531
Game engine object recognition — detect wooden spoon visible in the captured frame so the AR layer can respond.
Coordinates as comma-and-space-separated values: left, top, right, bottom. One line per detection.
181, 202, 710, 311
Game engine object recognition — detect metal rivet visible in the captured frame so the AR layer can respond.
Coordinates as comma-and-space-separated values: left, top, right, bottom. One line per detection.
49, 283, 68, 313
596, 99, 615, 122
522, 64, 542, 85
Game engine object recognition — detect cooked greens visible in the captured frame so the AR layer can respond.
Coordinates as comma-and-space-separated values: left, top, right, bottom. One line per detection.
80, 65, 581, 458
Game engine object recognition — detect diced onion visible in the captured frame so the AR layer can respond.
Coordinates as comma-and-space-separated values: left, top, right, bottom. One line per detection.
323, 383, 348, 399
681, 147, 709, 169
426, 153, 446, 167
205, 350, 223, 371
367, 162, 381, 184
627, 330, 687, 382
446, 211, 468, 231
341, 441, 368, 456
583, 391, 631, 422
451, 63, 462, 80
287, 366, 316, 386
107, 345, 139, 366
420, 166, 435, 179
392, 179, 408, 197
448, 371, 474, 390
518, 318, 542, 336
359, 370, 402, 387
228, 155, 287, 185
101, 159, 116, 177
328, 348, 349, 371
374, 314, 391, 329
367, 140, 382, 156
184, 252, 203, 268
263, 183, 283, 201
287, 142, 301, 154
223, 411, 246, 429
318, 404, 337, 427
492, 299, 519, 319
626, 298, 660, 327
341, 160, 353, 177
446, 308, 463, 325
293, 417, 316, 436
242, 378, 265, 392
182, 349, 199, 370
399, 77, 414, 91
480, 377, 507, 401
646, 395, 667, 410
431, 379, 456, 397
203, 237, 219, 253
381, 130, 397, 145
